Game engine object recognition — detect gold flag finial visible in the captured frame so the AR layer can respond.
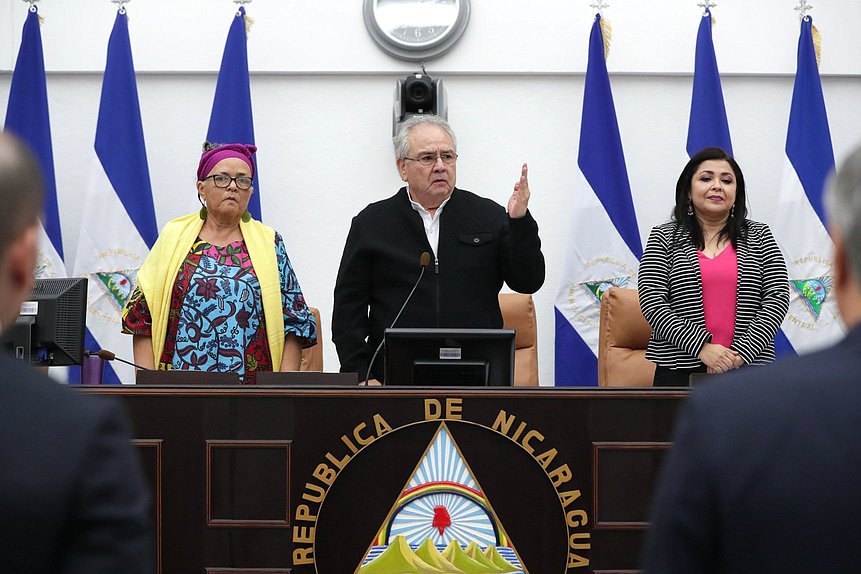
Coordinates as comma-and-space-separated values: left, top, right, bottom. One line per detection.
794, 1, 820, 67
590, 2, 612, 60
233, 0, 254, 35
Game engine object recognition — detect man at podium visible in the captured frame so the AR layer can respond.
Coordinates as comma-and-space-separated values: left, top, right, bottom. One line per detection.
333, 115, 545, 384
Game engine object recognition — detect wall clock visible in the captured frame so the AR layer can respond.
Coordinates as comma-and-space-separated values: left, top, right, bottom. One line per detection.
363, 0, 471, 62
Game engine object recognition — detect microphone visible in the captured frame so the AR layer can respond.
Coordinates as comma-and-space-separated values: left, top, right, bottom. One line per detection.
419, 251, 431, 269
88, 349, 152, 371
364, 251, 431, 385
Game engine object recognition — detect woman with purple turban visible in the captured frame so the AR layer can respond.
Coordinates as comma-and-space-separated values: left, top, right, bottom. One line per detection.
121, 143, 316, 382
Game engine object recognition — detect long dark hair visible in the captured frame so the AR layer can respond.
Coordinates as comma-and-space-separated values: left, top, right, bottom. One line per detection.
672, 147, 748, 249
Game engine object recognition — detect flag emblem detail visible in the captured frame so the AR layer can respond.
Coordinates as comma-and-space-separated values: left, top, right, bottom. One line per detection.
92, 270, 138, 313
790, 276, 831, 320
581, 277, 631, 308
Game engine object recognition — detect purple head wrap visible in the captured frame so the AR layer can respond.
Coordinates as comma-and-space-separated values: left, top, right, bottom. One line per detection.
197, 143, 257, 182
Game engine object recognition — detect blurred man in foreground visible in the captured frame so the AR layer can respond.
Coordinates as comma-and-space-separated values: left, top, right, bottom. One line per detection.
0, 132, 152, 573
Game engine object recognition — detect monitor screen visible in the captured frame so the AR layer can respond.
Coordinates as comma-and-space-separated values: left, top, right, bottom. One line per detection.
384, 328, 515, 387
7, 277, 87, 366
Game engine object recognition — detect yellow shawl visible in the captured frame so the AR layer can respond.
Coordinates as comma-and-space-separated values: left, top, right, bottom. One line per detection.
135, 212, 284, 370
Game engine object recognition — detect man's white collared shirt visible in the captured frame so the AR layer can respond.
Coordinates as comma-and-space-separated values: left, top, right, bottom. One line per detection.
407, 187, 451, 258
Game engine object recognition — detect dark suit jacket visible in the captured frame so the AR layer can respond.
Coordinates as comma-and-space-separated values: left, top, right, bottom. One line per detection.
0, 355, 152, 574
333, 187, 545, 380
642, 325, 861, 573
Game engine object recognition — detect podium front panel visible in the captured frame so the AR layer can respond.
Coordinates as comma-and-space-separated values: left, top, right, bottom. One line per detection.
84, 384, 686, 574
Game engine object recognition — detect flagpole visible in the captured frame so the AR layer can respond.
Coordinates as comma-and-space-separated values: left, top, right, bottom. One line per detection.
7, 0, 70, 382
110, 0, 128, 14
794, 0, 813, 21
70, 0, 157, 384
686, 0, 732, 157
6, 0, 65, 272
589, 1, 609, 16
771, 0, 839, 357
234, 0, 252, 23
554, 3, 641, 386
696, 1, 717, 16
207, 0, 261, 219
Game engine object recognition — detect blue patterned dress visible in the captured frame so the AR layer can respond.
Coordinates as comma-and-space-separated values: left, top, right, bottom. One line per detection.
122, 233, 316, 382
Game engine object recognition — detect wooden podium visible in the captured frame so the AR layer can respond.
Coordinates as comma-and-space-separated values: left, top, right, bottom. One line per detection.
83, 376, 686, 574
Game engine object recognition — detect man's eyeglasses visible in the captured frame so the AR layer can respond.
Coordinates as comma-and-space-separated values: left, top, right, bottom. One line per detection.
206, 174, 254, 190
404, 151, 458, 167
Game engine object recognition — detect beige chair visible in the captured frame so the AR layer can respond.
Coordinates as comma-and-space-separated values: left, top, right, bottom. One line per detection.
499, 293, 539, 387
299, 307, 323, 372
597, 287, 655, 387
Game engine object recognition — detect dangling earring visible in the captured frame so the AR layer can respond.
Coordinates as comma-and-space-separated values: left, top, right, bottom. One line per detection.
241, 211, 251, 223
730, 204, 736, 219
198, 196, 207, 220
687, 199, 693, 216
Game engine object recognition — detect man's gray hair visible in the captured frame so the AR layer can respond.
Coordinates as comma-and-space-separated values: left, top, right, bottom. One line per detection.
0, 133, 44, 260
393, 115, 457, 159
826, 144, 861, 284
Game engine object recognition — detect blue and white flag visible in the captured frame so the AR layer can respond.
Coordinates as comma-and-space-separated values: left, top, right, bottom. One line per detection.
207, 6, 261, 219
687, 7, 732, 157
773, 17, 841, 354
72, 8, 158, 385
4, 5, 64, 281
555, 14, 642, 387
687, 7, 796, 356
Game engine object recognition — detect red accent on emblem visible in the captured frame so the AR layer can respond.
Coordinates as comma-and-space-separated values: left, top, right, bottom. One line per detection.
120, 279, 127, 285
432, 505, 451, 536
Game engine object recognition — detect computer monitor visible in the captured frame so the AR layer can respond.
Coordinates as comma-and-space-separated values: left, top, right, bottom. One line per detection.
8, 277, 87, 366
384, 328, 515, 387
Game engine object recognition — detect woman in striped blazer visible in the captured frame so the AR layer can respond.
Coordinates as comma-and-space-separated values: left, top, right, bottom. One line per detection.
639, 147, 789, 387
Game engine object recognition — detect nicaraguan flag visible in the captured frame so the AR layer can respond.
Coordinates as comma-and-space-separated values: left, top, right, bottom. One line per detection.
72, 8, 158, 385
773, 16, 841, 354
687, 7, 732, 156
686, 8, 797, 356
4, 5, 65, 280
207, 6, 261, 219
555, 14, 642, 387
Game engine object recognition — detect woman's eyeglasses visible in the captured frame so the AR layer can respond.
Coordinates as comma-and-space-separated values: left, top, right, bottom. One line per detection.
206, 174, 253, 190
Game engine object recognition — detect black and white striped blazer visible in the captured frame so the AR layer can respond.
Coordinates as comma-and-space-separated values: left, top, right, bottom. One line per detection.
638, 220, 789, 369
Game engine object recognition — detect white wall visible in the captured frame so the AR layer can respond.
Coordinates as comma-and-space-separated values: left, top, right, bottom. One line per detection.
3, 0, 861, 74
1, 1, 860, 384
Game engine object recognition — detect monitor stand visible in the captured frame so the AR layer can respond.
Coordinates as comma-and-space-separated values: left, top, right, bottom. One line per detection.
11, 315, 35, 364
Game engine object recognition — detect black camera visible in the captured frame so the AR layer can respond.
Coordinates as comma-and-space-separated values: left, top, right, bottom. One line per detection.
393, 73, 447, 134
403, 75, 434, 113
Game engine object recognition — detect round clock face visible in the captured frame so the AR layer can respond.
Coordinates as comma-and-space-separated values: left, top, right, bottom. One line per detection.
363, 0, 471, 61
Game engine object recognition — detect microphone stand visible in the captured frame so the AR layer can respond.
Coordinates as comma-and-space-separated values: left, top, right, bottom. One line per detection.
87, 349, 152, 371
364, 252, 431, 385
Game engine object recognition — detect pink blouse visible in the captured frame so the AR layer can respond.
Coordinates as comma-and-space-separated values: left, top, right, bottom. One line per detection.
698, 244, 738, 348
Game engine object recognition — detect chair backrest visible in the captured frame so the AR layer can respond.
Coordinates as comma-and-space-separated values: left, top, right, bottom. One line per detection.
299, 307, 323, 372
597, 287, 655, 387
499, 293, 539, 386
